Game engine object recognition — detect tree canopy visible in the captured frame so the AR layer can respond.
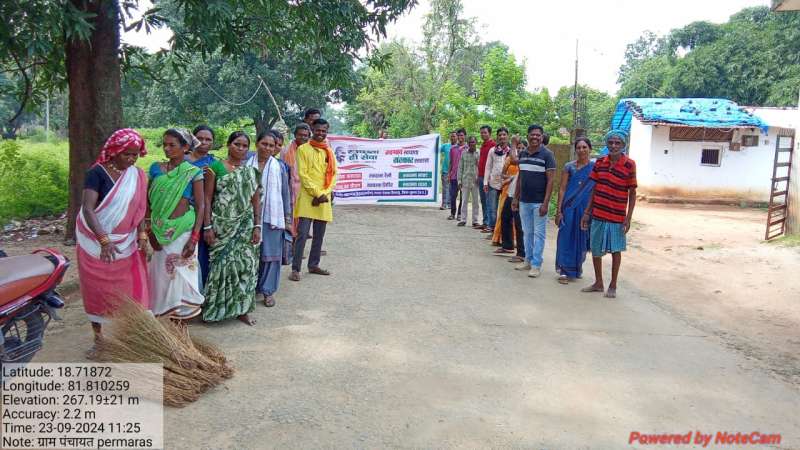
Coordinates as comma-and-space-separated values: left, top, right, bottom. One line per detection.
343, 0, 616, 144
0, 0, 416, 239
618, 6, 800, 106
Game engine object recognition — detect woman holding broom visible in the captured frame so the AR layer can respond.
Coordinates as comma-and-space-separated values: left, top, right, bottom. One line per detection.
146, 129, 206, 319
202, 131, 262, 325
247, 130, 293, 308
76, 128, 150, 352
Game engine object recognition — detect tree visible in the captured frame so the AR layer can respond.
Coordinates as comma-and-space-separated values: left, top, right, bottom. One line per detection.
122, 51, 337, 134
618, 6, 800, 106
0, 0, 415, 240
346, 0, 497, 138
553, 85, 617, 145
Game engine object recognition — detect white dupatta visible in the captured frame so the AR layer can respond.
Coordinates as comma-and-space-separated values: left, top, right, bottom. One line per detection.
247, 154, 285, 229
76, 166, 142, 258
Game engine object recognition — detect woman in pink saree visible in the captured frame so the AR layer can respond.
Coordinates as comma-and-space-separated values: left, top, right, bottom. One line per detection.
76, 129, 150, 349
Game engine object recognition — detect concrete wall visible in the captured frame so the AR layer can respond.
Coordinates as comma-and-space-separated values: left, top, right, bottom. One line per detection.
628, 117, 779, 202
788, 93, 800, 234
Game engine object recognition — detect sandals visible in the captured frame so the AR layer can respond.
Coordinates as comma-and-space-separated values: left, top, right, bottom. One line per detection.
604, 288, 617, 299
263, 294, 275, 307
558, 275, 569, 285
309, 267, 331, 276
457, 222, 466, 227
288, 271, 301, 281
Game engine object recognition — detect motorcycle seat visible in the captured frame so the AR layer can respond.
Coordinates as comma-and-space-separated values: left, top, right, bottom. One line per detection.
0, 254, 55, 306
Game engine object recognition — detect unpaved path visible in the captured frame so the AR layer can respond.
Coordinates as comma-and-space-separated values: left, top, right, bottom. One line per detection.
625, 203, 800, 387
33, 205, 800, 448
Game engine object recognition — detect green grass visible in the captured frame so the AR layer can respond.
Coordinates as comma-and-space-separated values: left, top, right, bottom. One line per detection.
0, 132, 236, 225
768, 234, 800, 247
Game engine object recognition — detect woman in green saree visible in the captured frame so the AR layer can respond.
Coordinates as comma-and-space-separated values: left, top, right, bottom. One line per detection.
202, 131, 262, 325
147, 128, 206, 320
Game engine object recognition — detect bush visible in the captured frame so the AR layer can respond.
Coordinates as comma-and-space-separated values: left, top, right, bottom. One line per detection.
0, 140, 69, 224
0, 122, 256, 224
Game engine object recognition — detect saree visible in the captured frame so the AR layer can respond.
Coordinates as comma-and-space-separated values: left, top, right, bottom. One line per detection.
492, 160, 519, 245
202, 165, 260, 322
186, 154, 216, 287
148, 162, 204, 319
555, 160, 595, 278
76, 166, 149, 323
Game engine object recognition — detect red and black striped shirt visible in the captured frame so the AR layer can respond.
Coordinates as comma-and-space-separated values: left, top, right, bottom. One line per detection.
589, 154, 637, 223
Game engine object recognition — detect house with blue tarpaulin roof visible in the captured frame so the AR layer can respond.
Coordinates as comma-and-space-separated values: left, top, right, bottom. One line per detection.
613, 98, 795, 203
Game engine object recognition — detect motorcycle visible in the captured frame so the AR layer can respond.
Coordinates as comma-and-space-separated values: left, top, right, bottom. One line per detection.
0, 248, 69, 365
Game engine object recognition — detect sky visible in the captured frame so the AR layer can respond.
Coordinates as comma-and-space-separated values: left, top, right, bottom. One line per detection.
123, 0, 771, 95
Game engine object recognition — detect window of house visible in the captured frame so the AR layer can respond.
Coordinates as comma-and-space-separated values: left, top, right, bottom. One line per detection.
701, 148, 722, 166
741, 135, 759, 147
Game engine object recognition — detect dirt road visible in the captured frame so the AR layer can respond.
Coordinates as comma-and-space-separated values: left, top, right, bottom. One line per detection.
31, 204, 800, 448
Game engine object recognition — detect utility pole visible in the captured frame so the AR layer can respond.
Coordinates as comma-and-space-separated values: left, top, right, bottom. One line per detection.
45, 95, 50, 141
570, 40, 585, 157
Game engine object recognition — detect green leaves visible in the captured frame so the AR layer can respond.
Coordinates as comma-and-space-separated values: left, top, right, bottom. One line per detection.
619, 6, 800, 106
0, 0, 415, 131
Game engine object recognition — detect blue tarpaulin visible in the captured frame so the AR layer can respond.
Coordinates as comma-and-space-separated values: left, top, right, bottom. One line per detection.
600, 98, 770, 155
611, 98, 768, 133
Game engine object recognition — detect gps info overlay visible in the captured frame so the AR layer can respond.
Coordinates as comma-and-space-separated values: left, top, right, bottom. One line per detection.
1, 363, 163, 449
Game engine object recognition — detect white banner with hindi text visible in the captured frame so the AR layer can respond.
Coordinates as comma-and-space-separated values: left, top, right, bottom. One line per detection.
330, 134, 440, 204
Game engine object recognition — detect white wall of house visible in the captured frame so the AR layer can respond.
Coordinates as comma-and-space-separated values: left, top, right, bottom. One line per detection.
628, 116, 779, 202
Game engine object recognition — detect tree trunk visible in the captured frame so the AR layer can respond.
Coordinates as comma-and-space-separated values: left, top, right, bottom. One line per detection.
64, 0, 124, 241
253, 116, 279, 139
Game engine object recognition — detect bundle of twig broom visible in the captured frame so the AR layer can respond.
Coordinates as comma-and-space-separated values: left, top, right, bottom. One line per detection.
93, 299, 234, 407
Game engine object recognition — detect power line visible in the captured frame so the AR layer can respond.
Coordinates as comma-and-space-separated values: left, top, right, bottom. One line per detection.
201, 75, 286, 125
202, 78, 265, 106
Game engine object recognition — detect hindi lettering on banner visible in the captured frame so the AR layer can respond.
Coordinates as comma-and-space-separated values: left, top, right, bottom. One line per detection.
329, 134, 439, 204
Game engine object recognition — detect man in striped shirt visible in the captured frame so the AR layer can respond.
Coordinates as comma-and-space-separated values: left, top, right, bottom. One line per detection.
580, 130, 637, 299
509, 124, 557, 278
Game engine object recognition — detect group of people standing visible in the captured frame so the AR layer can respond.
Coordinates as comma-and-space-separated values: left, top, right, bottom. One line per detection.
439, 125, 637, 298
76, 108, 338, 352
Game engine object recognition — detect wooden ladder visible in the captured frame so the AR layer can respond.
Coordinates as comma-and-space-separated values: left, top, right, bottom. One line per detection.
765, 132, 795, 241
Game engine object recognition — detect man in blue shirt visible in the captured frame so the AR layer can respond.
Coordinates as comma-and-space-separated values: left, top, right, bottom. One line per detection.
440, 131, 456, 210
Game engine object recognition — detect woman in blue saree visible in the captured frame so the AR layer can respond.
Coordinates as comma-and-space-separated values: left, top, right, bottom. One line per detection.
554, 137, 595, 284
186, 125, 216, 288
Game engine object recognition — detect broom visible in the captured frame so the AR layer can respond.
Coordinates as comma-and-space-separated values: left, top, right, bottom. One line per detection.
92, 298, 234, 407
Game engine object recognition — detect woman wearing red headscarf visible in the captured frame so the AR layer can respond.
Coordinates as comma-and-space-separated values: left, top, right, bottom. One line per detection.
76, 129, 150, 351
